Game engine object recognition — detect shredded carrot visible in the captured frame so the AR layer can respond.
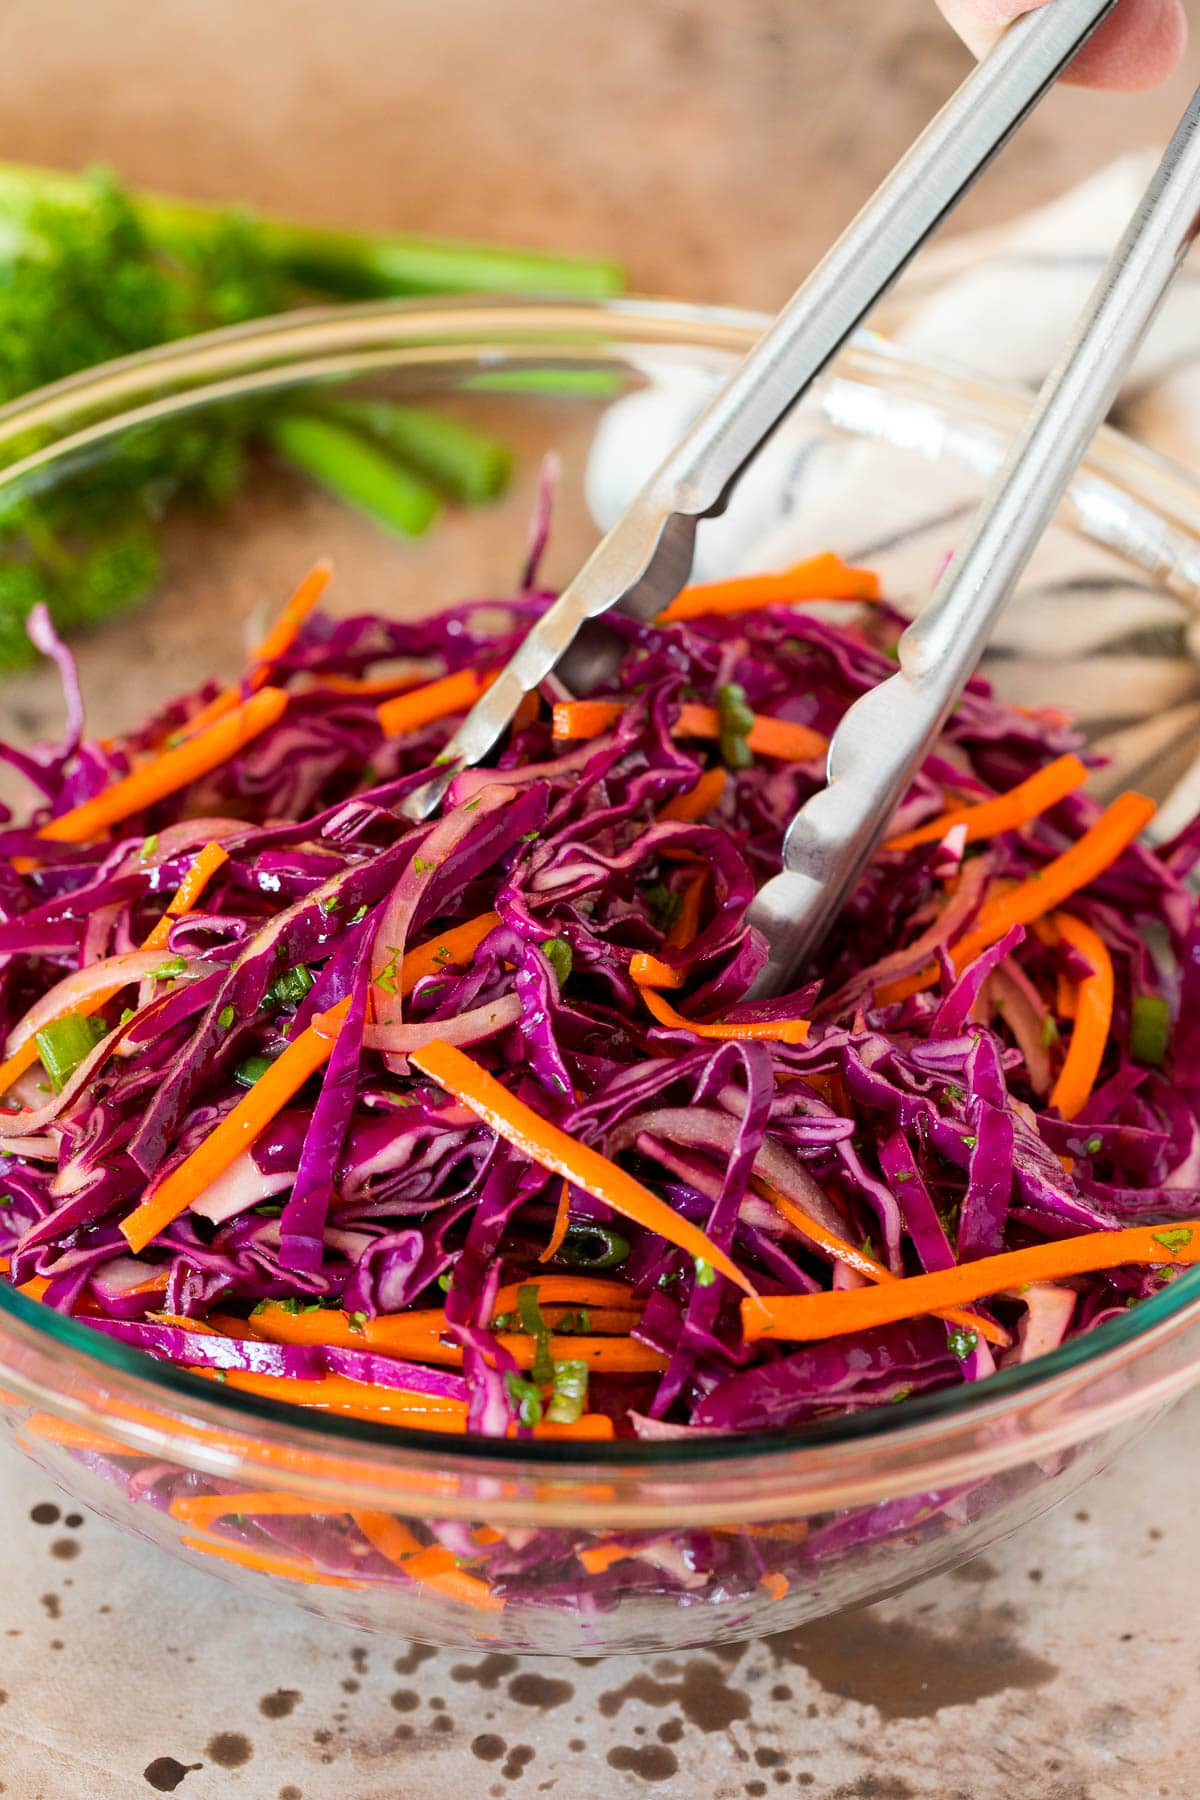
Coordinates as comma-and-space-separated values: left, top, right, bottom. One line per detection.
884, 754, 1090, 853
0, 840, 231, 1098
758, 1179, 1008, 1347
183, 563, 331, 734
659, 767, 728, 824
120, 997, 351, 1253
318, 671, 428, 697
355, 1510, 505, 1611
141, 841, 231, 950
629, 952, 684, 990
1049, 913, 1114, 1121
170, 1489, 330, 1529
743, 1218, 1200, 1342
638, 984, 811, 1046
410, 1039, 756, 1294
578, 1542, 635, 1575
666, 870, 708, 950
1058, 970, 1078, 1021
489, 1274, 639, 1313
513, 689, 541, 729
539, 1179, 574, 1264
213, 1369, 467, 1423
880, 793, 1155, 1004
36, 689, 288, 849
759, 1570, 790, 1601
399, 912, 500, 998
552, 699, 826, 762
246, 1302, 667, 1374
656, 553, 880, 622
179, 1532, 366, 1588
376, 668, 496, 738
20, 1413, 131, 1456
536, 1415, 616, 1441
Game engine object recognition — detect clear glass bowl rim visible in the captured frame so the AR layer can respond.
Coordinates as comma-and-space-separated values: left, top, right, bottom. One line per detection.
1, 292, 1198, 1480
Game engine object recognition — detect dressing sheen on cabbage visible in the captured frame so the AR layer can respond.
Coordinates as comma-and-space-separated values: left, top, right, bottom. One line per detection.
2, 545, 1200, 1452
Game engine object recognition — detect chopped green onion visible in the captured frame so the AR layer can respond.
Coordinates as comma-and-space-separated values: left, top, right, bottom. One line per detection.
266, 964, 315, 1009
716, 682, 755, 771
1085, 1136, 1103, 1156
34, 1013, 108, 1092
1131, 994, 1171, 1067
540, 938, 573, 986
504, 1370, 544, 1429
348, 1309, 368, 1333
1041, 1014, 1061, 1049
946, 1327, 978, 1361
217, 1004, 236, 1030
546, 1358, 589, 1425
560, 1226, 631, 1271
234, 1053, 276, 1088
374, 947, 402, 994
694, 1257, 716, 1287
517, 1283, 555, 1385
151, 955, 188, 981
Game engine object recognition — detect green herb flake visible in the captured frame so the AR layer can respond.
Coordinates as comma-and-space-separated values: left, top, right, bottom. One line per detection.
0, 1195, 11, 1208
348, 1309, 368, 1334
946, 1327, 978, 1361
1041, 1014, 1061, 1049
1151, 1227, 1193, 1256
140, 834, 158, 860
694, 1257, 716, 1288
962, 1133, 978, 1150
318, 894, 341, 916
890, 1385, 914, 1404
1085, 1136, 1103, 1156
644, 883, 682, 932
217, 1004, 236, 1030
437, 1271, 454, 1293
519, 830, 540, 843
462, 797, 482, 812
348, 905, 368, 924
374, 946, 402, 995
151, 955, 188, 981
540, 937, 573, 986
266, 963, 315, 1009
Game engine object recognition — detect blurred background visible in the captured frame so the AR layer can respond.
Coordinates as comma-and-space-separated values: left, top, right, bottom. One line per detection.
2, 0, 1197, 306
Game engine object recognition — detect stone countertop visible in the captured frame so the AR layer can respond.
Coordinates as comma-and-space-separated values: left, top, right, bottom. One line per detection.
1, 2, 1200, 1795
0, 1396, 1197, 1800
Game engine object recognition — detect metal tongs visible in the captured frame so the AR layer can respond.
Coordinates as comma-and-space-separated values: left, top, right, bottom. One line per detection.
408, 0, 1200, 998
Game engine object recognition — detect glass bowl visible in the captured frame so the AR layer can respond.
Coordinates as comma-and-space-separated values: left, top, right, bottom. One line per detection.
1, 297, 1200, 1657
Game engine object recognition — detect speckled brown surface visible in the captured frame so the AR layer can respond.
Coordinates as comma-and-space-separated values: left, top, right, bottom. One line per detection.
0, 1398, 1197, 1798
2, 2, 1200, 1794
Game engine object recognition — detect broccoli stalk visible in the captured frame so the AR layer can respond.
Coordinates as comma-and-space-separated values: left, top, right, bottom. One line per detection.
0, 162, 625, 669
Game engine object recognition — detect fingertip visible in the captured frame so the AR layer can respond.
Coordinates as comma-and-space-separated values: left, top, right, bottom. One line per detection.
1062, 0, 1187, 91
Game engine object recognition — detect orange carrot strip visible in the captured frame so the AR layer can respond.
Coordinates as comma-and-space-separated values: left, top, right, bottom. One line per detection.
355, 1511, 505, 1611
410, 1039, 756, 1295
184, 563, 331, 734
141, 841, 231, 950
552, 700, 826, 762
317, 671, 429, 697
879, 793, 1155, 1004
376, 669, 496, 738
247, 1302, 667, 1374
215, 1369, 467, 1424
1049, 913, 1114, 1122
884, 754, 1090, 853
629, 952, 684, 990
656, 553, 880, 622
1058, 971, 1078, 1021
659, 767, 728, 824
120, 997, 350, 1253
759, 1571, 790, 1601
37, 689, 288, 848
639, 984, 811, 1046
742, 1219, 1200, 1343
170, 1489, 334, 1529
578, 1542, 635, 1575
399, 912, 500, 999
21, 1413, 132, 1456
492, 1276, 637, 1313
666, 871, 708, 950
539, 1179, 574, 1264
759, 1179, 1008, 1348
513, 689, 541, 729
178, 1532, 366, 1588
535, 1415, 615, 1441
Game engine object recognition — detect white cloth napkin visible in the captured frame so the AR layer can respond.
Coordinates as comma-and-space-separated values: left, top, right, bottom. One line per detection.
587, 155, 1200, 836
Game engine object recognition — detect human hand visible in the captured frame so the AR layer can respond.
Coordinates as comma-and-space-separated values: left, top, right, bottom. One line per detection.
936, 0, 1186, 89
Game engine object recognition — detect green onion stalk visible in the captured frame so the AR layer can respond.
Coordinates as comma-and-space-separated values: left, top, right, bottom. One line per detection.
0, 162, 626, 668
